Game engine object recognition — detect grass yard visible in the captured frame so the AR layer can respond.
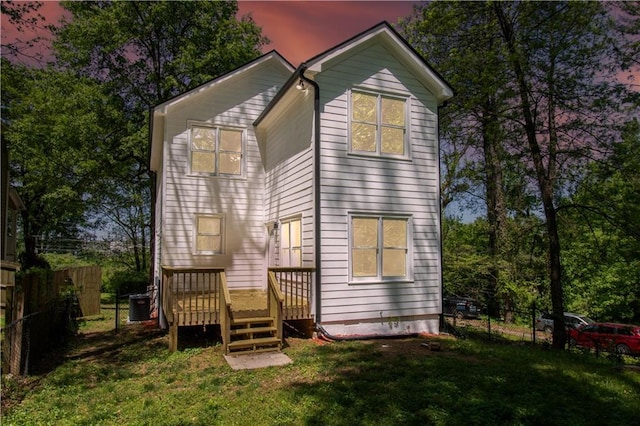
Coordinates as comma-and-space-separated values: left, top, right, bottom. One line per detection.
2, 302, 639, 426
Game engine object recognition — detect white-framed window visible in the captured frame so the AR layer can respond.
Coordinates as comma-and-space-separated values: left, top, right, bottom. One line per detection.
280, 217, 302, 267
350, 214, 411, 282
189, 124, 243, 176
194, 214, 224, 254
350, 90, 408, 158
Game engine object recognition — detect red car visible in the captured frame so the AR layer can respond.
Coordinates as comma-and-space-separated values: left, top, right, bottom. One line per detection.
569, 322, 640, 355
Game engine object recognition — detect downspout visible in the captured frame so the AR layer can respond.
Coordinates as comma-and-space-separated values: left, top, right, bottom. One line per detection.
437, 100, 449, 331
298, 67, 322, 324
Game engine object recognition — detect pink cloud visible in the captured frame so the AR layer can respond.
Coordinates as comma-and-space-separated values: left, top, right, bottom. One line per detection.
237, 1, 416, 64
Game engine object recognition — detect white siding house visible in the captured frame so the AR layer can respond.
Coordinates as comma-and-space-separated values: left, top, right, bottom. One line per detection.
150, 22, 453, 340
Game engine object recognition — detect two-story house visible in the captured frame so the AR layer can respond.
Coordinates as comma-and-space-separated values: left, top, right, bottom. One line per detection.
150, 22, 453, 352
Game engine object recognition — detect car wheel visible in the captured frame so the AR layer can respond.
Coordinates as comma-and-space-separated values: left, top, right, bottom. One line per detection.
544, 325, 553, 334
569, 338, 577, 347
616, 344, 631, 355
456, 311, 464, 319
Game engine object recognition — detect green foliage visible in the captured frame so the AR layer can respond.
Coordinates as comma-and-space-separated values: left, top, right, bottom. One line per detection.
41, 253, 95, 270
102, 268, 148, 296
561, 120, 640, 323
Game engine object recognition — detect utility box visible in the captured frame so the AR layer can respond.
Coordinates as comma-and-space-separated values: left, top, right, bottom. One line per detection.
129, 294, 150, 321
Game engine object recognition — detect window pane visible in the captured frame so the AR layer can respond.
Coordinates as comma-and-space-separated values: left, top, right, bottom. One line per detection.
291, 249, 302, 267
381, 127, 404, 155
192, 127, 216, 150
353, 249, 377, 276
352, 92, 377, 122
353, 218, 378, 247
383, 249, 406, 277
352, 123, 376, 152
220, 129, 242, 152
197, 235, 221, 252
383, 219, 407, 248
281, 223, 290, 249
199, 217, 220, 235
381, 97, 405, 126
219, 153, 241, 175
282, 248, 290, 267
192, 151, 215, 173
291, 220, 301, 247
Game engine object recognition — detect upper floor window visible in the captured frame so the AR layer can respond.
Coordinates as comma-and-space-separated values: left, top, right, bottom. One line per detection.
190, 125, 243, 176
350, 90, 407, 158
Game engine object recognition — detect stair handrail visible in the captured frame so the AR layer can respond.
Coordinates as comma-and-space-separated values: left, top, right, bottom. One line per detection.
219, 271, 232, 353
161, 266, 174, 325
267, 271, 284, 346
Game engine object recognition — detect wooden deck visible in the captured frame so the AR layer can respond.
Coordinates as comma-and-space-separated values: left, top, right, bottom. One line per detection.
161, 266, 314, 352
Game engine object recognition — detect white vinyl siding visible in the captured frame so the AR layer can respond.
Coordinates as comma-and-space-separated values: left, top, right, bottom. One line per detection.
316, 42, 441, 323
158, 61, 290, 289
261, 85, 315, 268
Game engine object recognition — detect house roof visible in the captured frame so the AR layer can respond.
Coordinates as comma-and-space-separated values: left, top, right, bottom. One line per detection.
152, 50, 294, 115
254, 21, 454, 127
305, 21, 453, 101
149, 50, 295, 172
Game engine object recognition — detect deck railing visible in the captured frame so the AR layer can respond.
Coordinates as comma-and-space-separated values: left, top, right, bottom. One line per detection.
267, 271, 284, 344
161, 266, 225, 326
269, 267, 314, 320
219, 272, 232, 353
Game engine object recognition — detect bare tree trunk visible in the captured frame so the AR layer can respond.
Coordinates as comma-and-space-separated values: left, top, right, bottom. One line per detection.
494, 4, 566, 349
482, 100, 507, 317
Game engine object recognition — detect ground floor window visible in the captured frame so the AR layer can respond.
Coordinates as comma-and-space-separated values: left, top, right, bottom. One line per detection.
194, 214, 224, 254
350, 214, 410, 281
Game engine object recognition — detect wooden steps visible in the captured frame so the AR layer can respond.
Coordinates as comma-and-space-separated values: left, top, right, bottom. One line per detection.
227, 315, 281, 354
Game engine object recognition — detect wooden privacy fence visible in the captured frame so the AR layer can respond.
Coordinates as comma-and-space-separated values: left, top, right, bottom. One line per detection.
54, 266, 102, 317
1, 265, 102, 376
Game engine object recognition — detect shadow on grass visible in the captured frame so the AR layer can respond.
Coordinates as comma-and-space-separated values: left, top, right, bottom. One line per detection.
282, 338, 640, 425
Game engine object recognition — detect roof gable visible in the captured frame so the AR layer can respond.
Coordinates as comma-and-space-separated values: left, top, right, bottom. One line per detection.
150, 51, 294, 171
153, 50, 294, 115
304, 22, 453, 103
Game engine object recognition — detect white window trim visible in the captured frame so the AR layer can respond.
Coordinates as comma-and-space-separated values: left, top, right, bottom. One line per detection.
348, 212, 413, 284
193, 213, 225, 255
348, 89, 411, 161
187, 122, 245, 177
279, 215, 303, 267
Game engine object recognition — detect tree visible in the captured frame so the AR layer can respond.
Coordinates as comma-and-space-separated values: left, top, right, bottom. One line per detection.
401, 2, 518, 317
402, 2, 632, 348
0, 1, 46, 64
48, 1, 268, 274
2, 61, 125, 268
561, 120, 640, 322
492, 1, 628, 348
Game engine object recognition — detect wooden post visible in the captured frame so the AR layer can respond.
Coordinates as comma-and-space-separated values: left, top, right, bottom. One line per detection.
168, 323, 178, 352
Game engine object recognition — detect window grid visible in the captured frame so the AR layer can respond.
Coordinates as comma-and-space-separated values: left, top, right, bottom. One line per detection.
195, 214, 224, 254
280, 218, 302, 267
190, 125, 243, 176
350, 215, 410, 281
350, 90, 407, 157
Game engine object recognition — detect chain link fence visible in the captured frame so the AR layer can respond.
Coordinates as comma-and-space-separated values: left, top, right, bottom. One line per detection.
441, 303, 557, 347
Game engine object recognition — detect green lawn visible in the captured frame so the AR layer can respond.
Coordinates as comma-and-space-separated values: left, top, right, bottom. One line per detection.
2, 303, 639, 426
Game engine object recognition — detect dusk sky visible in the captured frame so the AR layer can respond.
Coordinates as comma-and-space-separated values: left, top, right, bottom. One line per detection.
2, 1, 418, 65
